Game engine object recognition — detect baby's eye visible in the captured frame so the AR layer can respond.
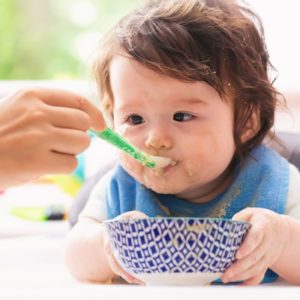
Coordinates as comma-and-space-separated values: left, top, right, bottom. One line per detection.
173, 112, 194, 122
127, 114, 144, 125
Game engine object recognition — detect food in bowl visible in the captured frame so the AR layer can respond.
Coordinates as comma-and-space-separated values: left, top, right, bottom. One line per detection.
104, 217, 250, 285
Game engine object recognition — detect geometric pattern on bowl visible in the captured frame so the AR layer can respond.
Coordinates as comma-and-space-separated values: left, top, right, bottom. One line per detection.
104, 217, 250, 274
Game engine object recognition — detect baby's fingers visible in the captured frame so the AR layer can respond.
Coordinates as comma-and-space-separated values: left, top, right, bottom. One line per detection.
232, 209, 265, 259
243, 272, 266, 286
105, 244, 135, 283
105, 242, 143, 285
235, 226, 264, 259
116, 210, 149, 220
222, 240, 267, 283
227, 257, 267, 285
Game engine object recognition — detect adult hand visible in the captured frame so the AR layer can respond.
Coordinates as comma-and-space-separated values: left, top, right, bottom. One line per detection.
221, 207, 289, 285
103, 210, 148, 284
0, 88, 105, 189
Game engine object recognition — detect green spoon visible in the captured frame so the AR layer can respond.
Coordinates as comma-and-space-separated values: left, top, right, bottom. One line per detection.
89, 128, 172, 169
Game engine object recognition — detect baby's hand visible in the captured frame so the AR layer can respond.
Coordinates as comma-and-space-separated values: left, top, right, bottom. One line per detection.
104, 210, 148, 284
221, 207, 289, 285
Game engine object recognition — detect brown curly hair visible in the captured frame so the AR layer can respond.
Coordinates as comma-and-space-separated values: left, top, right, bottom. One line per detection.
92, 0, 280, 160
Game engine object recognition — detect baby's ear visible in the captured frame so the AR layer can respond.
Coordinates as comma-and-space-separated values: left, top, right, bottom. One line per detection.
100, 98, 114, 128
241, 108, 260, 143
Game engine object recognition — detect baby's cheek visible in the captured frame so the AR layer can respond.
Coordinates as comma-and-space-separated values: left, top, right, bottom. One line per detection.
119, 153, 144, 178
182, 160, 202, 179
119, 153, 133, 171
119, 154, 162, 190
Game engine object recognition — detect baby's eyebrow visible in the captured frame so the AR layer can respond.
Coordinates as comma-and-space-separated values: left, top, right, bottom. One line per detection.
173, 97, 207, 105
115, 97, 206, 113
115, 103, 138, 112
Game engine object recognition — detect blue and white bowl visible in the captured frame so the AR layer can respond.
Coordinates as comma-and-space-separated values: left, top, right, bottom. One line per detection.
104, 217, 250, 285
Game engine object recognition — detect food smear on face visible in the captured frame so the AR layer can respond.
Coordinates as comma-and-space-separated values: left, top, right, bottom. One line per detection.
152, 158, 177, 176
154, 168, 163, 177
184, 160, 196, 177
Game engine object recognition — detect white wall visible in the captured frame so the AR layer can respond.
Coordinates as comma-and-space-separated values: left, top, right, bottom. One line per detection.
248, 0, 300, 92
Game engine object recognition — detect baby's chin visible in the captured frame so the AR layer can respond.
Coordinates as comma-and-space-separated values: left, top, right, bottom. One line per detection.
120, 160, 185, 194
123, 167, 171, 193
139, 178, 183, 195
144, 184, 172, 194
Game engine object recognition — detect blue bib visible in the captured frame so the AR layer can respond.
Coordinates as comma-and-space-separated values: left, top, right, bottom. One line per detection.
105, 144, 289, 283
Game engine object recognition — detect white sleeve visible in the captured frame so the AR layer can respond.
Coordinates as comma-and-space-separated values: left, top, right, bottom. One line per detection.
285, 163, 300, 219
79, 168, 115, 222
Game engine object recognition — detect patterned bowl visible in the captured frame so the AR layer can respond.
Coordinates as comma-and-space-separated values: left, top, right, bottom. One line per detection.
104, 217, 250, 286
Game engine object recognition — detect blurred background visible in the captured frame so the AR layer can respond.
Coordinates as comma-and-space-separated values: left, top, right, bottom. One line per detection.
0, 0, 141, 80
0, 0, 299, 90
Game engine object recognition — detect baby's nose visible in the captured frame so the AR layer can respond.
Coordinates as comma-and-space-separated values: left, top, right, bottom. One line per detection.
145, 131, 173, 150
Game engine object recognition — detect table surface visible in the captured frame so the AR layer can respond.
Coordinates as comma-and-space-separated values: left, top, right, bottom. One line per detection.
0, 233, 299, 300
1, 182, 300, 300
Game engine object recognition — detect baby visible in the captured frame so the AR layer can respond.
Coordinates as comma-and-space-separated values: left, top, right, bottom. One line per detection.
65, 0, 300, 285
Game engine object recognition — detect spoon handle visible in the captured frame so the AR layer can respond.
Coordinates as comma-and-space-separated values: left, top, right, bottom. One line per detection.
89, 128, 156, 168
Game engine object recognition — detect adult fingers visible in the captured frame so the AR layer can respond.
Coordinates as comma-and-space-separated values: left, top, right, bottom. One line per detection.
47, 105, 91, 131
49, 128, 91, 155
25, 88, 106, 131
45, 151, 79, 174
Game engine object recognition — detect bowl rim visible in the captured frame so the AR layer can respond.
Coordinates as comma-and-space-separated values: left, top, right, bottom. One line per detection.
103, 216, 251, 226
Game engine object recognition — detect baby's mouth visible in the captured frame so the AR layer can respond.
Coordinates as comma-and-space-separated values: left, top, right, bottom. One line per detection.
152, 160, 178, 176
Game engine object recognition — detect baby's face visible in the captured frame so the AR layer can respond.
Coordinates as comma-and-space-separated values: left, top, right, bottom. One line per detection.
109, 55, 236, 203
